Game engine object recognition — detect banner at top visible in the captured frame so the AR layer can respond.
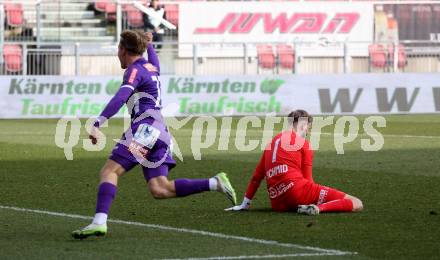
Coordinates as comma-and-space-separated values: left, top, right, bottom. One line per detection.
178, 2, 374, 57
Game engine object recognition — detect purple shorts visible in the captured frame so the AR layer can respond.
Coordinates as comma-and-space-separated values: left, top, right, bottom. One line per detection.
109, 118, 176, 181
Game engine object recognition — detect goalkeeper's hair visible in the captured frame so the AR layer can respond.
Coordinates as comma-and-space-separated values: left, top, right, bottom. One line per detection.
288, 109, 313, 126
119, 30, 147, 55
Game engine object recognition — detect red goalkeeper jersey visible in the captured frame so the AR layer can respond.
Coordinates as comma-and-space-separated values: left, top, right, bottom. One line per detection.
245, 130, 314, 200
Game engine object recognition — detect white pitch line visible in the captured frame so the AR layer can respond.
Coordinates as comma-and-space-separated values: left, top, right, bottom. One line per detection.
376, 134, 440, 139
320, 132, 440, 139
0, 205, 355, 257
161, 252, 349, 260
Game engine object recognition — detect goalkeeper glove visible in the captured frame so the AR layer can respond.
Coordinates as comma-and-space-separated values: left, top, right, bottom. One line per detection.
224, 197, 251, 211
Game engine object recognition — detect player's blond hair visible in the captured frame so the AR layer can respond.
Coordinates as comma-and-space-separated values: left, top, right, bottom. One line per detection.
119, 30, 147, 55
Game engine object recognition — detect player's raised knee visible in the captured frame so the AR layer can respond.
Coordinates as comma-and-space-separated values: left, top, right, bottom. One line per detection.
149, 186, 169, 199
148, 180, 174, 199
148, 177, 174, 199
100, 168, 111, 177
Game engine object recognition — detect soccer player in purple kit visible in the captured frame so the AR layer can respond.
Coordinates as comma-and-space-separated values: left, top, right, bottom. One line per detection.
72, 30, 237, 239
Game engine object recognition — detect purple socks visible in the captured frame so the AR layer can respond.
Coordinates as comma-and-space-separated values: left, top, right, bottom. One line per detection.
95, 182, 117, 214
174, 179, 209, 197
95, 179, 209, 211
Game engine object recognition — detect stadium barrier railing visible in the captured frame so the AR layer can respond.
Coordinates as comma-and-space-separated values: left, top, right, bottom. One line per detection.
1, 40, 440, 76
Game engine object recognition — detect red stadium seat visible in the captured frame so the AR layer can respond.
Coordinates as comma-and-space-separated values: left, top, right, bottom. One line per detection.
276, 44, 295, 70
257, 44, 276, 70
388, 44, 407, 68
95, 0, 108, 12
4, 3, 24, 27
164, 4, 179, 26
105, 2, 117, 22
368, 44, 387, 69
3, 44, 22, 73
122, 0, 147, 11
125, 5, 144, 28
95, 0, 116, 21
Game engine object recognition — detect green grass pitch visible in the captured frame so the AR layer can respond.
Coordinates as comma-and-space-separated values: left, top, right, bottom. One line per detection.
0, 115, 439, 259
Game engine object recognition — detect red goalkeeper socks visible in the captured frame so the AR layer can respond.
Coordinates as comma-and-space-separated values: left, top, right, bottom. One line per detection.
318, 199, 353, 213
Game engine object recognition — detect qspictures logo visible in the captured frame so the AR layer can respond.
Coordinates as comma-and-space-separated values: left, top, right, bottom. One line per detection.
7, 78, 124, 116
167, 77, 284, 114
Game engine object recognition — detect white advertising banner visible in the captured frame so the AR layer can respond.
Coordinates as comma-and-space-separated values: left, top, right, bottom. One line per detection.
0, 74, 439, 119
178, 2, 374, 57
0, 76, 123, 119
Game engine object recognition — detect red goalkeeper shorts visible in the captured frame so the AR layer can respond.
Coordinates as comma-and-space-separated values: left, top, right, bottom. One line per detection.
270, 179, 346, 212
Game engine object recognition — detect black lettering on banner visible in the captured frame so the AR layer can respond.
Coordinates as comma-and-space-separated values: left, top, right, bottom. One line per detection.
376, 87, 420, 112
318, 88, 363, 113
433, 87, 440, 111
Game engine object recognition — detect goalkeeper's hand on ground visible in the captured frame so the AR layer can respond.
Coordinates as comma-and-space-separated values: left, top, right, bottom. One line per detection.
225, 197, 251, 211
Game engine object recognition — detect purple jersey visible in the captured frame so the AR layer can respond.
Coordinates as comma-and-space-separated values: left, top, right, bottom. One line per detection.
94, 44, 162, 127
94, 44, 176, 173
122, 57, 162, 119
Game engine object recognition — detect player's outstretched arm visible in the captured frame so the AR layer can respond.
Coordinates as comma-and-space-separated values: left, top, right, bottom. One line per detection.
93, 65, 141, 131
147, 44, 160, 73
301, 140, 314, 182
94, 87, 133, 128
89, 87, 133, 144
145, 32, 160, 73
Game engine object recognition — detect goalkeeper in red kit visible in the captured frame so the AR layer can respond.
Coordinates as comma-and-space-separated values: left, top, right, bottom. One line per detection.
226, 110, 363, 215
